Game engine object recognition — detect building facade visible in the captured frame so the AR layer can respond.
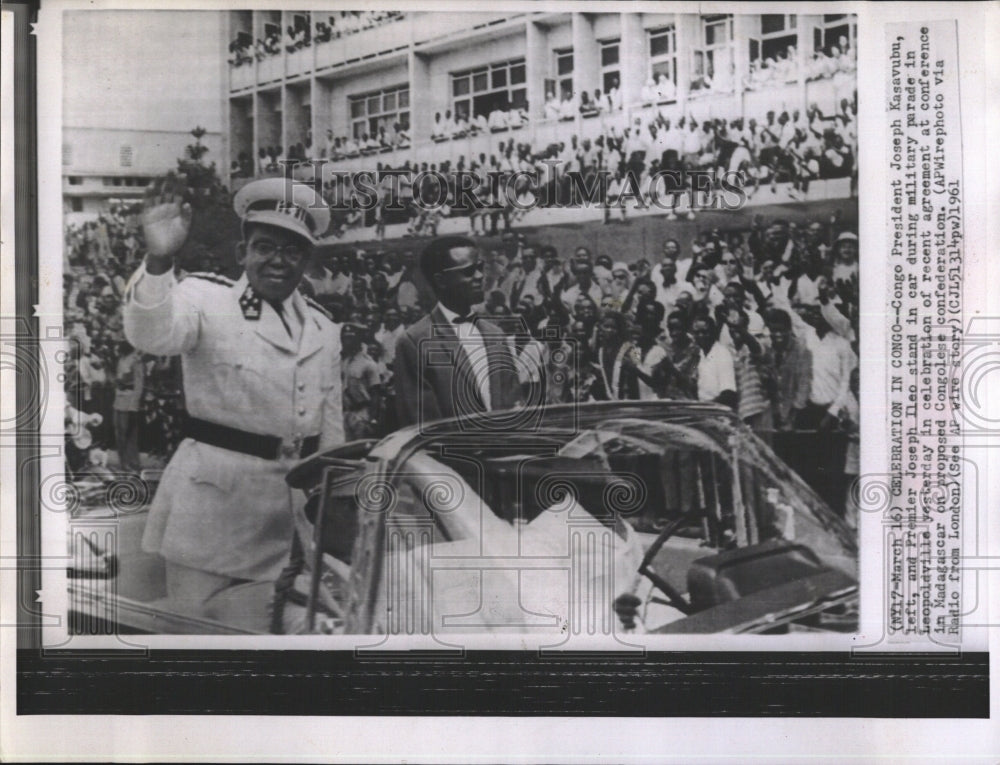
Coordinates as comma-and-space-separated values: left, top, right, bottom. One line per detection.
63, 10, 226, 222
224, 10, 856, 185
62, 127, 223, 222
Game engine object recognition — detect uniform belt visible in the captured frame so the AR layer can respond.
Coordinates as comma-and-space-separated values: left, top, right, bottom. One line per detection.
185, 417, 319, 461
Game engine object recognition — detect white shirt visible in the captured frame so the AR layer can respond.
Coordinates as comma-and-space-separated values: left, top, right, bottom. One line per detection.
374, 324, 406, 366
508, 337, 546, 385
488, 110, 509, 130
638, 343, 668, 401
561, 281, 604, 313
682, 128, 703, 154
697, 342, 736, 402
653, 280, 686, 316
436, 302, 491, 410
800, 328, 856, 414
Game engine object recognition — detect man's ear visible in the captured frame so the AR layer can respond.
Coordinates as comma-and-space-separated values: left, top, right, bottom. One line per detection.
431, 271, 445, 293
234, 240, 247, 268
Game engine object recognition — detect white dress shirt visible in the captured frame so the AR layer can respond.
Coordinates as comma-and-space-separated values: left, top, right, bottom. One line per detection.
697, 342, 737, 402
436, 302, 491, 410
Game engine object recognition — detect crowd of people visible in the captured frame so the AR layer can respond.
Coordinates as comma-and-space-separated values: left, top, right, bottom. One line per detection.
298, 210, 860, 516
62, 186, 859, 521
744, 37, 856, 91
63, 204, 186, 486
304, 91, 857, 239
228, 11, 404, 67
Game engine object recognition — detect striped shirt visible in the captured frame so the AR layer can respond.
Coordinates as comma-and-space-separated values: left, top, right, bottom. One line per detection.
731, 343, 770, 420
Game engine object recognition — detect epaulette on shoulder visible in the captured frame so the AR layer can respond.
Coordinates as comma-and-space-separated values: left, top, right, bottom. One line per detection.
181, 271, 235, 287
303, 294, 334, 323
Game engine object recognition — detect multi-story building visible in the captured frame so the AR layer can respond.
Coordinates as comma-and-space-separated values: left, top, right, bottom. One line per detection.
63, 10, 225, 223
223, 10, 856, 186
62, 127, 222, 223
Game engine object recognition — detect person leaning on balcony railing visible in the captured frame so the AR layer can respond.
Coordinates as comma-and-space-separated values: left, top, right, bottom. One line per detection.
440, 109, 458, 139
543, 90, 561, 121
640, 77, 657, 106
430, 112, 445, 141
558, 91, 577, 121
314, 20, 331, 43
655, 73, 676, 103
607, 77, 622, 112
578, 91, 600, 119
467, 111, 487, 135
591, 89, 607, 114
393, 122, 410, 147
486, 105, 508, 133
452, 112, 470, 139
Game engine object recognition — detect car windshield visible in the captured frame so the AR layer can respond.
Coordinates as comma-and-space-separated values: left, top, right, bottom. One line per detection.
385, 416, 855, 572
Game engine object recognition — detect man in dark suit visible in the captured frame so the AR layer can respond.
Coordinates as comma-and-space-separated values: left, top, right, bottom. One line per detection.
394, 236, 523, 428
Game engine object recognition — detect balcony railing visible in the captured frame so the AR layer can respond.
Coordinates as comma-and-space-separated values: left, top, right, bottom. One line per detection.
315, 15, 410, 72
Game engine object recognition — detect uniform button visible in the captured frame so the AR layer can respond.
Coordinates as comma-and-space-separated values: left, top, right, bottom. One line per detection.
298, 407, 306, 416
297, 382, 305, 391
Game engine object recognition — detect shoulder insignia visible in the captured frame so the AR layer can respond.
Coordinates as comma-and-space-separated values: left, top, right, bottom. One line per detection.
303, 294, 333, 322
181, 271, 235, 287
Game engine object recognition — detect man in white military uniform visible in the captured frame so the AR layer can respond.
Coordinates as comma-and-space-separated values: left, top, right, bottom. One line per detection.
124, 174, 343, 619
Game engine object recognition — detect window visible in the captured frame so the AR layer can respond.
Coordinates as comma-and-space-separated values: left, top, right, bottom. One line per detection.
600, 40, 620, 94
752, 13, 798, 66
554, 49, 573, 99
648, 26, 677, 86
451, 58, 527, 120
67, 176, 82, 186
814, 14, 856, 56
691, 14, 734, 92
119, 145, 133, 168
70, 197, 83, 213
348, 84, 409, 139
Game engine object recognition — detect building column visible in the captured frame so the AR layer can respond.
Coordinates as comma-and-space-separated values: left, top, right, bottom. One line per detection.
732, 14, 755, 103
526, 20, 548, 119
619, 12, 644, 112
798, 15, 822, 111
280, 85, 290, 162
252, 91, 262, 174
675, 13, 699, 108
571, 13, 599, 100
408, 51, 432, 145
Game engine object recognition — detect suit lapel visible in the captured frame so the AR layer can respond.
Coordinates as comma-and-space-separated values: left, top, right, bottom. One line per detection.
430, 307, 486, 413
253, 300, 298, 354
235, 274, 298, 354
478, 319, 514, 411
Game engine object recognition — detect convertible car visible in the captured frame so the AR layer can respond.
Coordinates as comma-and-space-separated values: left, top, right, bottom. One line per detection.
68, 401, 858, 637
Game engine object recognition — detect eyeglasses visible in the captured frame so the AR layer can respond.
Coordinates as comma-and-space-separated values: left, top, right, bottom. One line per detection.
721, 258, 739, 265
439, 261, 481, 277
251, 240, 307, 262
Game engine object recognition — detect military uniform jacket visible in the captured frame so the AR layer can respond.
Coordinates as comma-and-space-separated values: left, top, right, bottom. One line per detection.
123, 265, 344, 581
